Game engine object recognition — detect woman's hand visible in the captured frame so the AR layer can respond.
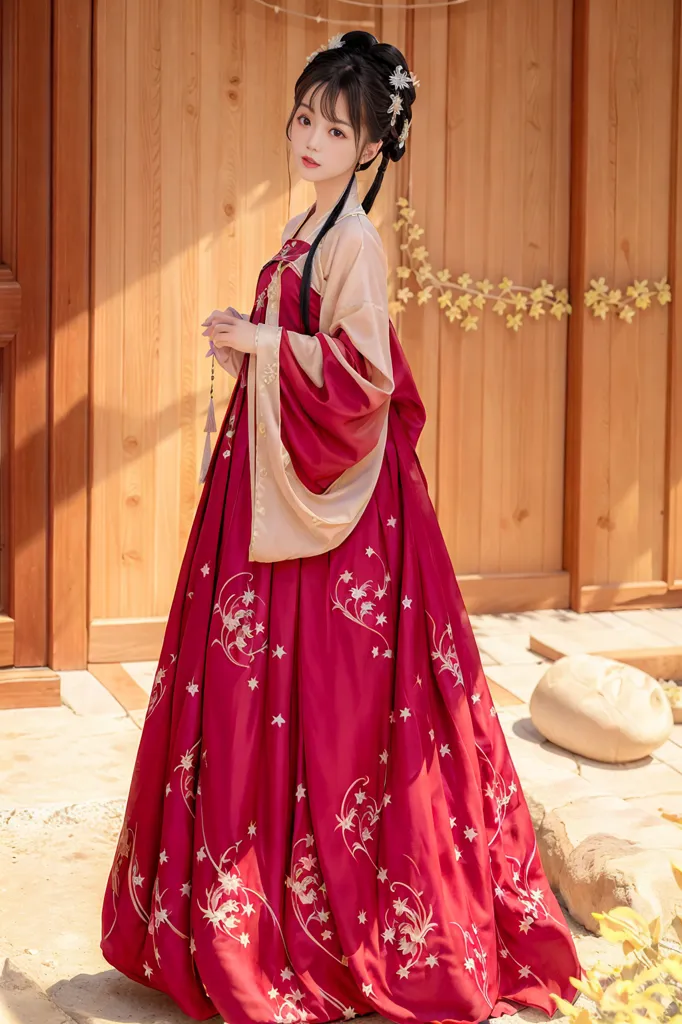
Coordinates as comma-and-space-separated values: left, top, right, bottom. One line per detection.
202, 309, 258, 355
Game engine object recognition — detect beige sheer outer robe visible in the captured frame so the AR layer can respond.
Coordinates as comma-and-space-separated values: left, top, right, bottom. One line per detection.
216, 181, 395, 562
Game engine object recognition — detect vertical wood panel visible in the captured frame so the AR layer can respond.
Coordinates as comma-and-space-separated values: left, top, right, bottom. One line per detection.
571, 0, 674, 599
50, 0, 92, 667
438, 0, 571, 578
13, 0, 50, 664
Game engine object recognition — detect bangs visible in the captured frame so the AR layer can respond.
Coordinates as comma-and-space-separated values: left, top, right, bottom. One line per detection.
291, 68, 366, 146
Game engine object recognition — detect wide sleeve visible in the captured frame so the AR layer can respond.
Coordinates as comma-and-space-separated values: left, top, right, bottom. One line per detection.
246, 214, 395, 563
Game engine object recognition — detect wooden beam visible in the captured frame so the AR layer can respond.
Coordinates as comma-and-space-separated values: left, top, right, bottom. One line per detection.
88, 662, 149, 712
0, 667, 60, 709
563, 0, 590, 609
49, 0, 93, 668
666, 0, 682, 589
11, 0, 51, 664
529, 628, 682, 678
578, 580, 682, 612
89, 617, 166, 663
458, 572, 569, 615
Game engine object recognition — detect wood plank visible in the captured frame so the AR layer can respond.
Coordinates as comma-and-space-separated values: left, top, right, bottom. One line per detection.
0, 614, 14, 666
50, 0, 92, 668
89, 617, 165, 662
12, 0, 51, 664
578, 580, 682, 611
0, 281, 21, 333
529, 627, 682, 678
0, 667, 60, 709
88, 662, 149, 712
458, 571, 569, 615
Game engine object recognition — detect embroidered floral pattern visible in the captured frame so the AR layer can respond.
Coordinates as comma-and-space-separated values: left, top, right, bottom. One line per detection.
146, 653, 177, 721
331, 546, 392, 657
428, 615, 464, 686
382, 876, 438, 979
286, 834, 344, 965
212, 572, 268, 666
174, 741, 201, 818
449, 919, 490, 1004
335, 777, 382, 865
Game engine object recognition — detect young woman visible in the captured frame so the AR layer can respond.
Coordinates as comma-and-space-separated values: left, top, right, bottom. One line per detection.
101, 30, 580, 1024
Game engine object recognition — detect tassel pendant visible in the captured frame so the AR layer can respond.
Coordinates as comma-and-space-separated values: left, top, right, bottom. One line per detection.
199, 355, 217, 483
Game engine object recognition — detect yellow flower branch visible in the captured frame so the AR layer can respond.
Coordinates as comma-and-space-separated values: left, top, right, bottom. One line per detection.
584, 275, 672, 322
388, 198, 572, 333
389, 198, 673, 331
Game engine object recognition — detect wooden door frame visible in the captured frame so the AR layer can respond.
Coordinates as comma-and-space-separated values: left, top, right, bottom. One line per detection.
1, 0, 92, 674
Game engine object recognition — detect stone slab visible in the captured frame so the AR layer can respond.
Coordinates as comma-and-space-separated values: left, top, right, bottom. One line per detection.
59, 671, 127, 718
0, 959, 76, 1024
0, 715, 141, 811
476, 635, 546, 666
577, 757, 682, 800
485, 663, 548, 703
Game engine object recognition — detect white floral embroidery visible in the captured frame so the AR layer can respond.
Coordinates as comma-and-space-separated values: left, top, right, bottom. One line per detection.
449, 919, 491, 1006
146, 653, 176, 721
382, 879, 438, 977
286, 835, 345, 967
335, 777, 382, 863
428, 614, 464, 686
331, 547, 392, 656
212, 572, 268, 666
173, 740, 201, 817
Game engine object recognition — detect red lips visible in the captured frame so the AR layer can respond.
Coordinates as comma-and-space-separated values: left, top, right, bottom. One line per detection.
302, 156, 320, 167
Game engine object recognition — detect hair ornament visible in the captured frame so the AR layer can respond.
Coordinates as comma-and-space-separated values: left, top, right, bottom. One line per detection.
306, 32, 345, 64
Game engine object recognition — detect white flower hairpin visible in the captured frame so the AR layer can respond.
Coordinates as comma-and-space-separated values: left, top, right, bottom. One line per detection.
388, 65, 419, 147
306, 33, 345, 64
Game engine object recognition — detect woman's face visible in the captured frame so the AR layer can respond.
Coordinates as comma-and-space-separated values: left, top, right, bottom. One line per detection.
290, 86, 382, 183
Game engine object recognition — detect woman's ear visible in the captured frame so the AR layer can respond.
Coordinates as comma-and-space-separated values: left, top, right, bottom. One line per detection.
360, 139, 383, 164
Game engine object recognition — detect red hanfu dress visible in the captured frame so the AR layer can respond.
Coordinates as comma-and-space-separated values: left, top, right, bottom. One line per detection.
101, 178, 580, 1024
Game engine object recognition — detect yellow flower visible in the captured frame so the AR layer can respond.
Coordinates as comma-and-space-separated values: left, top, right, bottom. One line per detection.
457, 273, 473, 289
408, 226, 425, 242
396, 266, 412, 280
539, 279, 554, 298
607, 289, 622, 305
626, 278, 649, 298
445, 306, 462, 322
529, 302, 546, 320
456, 294, 472, 310
392, 221, 404, 232
530, 287, 544, 303
584, 289, 599, 308
635, 293, 652, 310
513, 293, 529, 311
417, 286, 433, 306
399, 243, 409, 252
397, 197, 409, 207
619, 306, 636, 323
556, 288, 569, 304
506, 313, 523, 332
499, 276, 514, 293
397, 287, 414, 303
412, 246, 428, 261
403, 209, 416, 222
550, 301, 567, 320
473, 294, 487, 310
593, 300, 609, 320
656, 278, 672, 305
437, 289, 453, 309
590, 276, 609, 297
493, 299, 507, 316
436, 268, 452, 283
475, 278, 494, 294
462, 314, 479, 332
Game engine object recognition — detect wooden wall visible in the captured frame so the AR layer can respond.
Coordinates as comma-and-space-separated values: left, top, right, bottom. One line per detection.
86, 0, 682, 663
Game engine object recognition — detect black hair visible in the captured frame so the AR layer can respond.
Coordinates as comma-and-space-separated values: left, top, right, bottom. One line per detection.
285, 31, 416, 334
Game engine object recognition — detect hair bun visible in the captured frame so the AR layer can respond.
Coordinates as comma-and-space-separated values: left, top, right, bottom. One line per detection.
340, 30, 378, 54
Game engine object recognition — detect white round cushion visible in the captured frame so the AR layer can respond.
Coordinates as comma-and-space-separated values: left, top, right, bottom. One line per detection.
529, 654, 673, 763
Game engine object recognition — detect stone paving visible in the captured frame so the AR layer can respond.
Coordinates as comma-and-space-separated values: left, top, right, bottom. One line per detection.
3, 608, 682, 1023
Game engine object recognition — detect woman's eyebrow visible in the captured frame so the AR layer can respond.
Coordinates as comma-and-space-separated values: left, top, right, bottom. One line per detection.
299, 101, 352, 129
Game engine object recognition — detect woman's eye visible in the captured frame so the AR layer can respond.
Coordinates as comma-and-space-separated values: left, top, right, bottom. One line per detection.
331, 129, 345, 139
298, 114, 311, 126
